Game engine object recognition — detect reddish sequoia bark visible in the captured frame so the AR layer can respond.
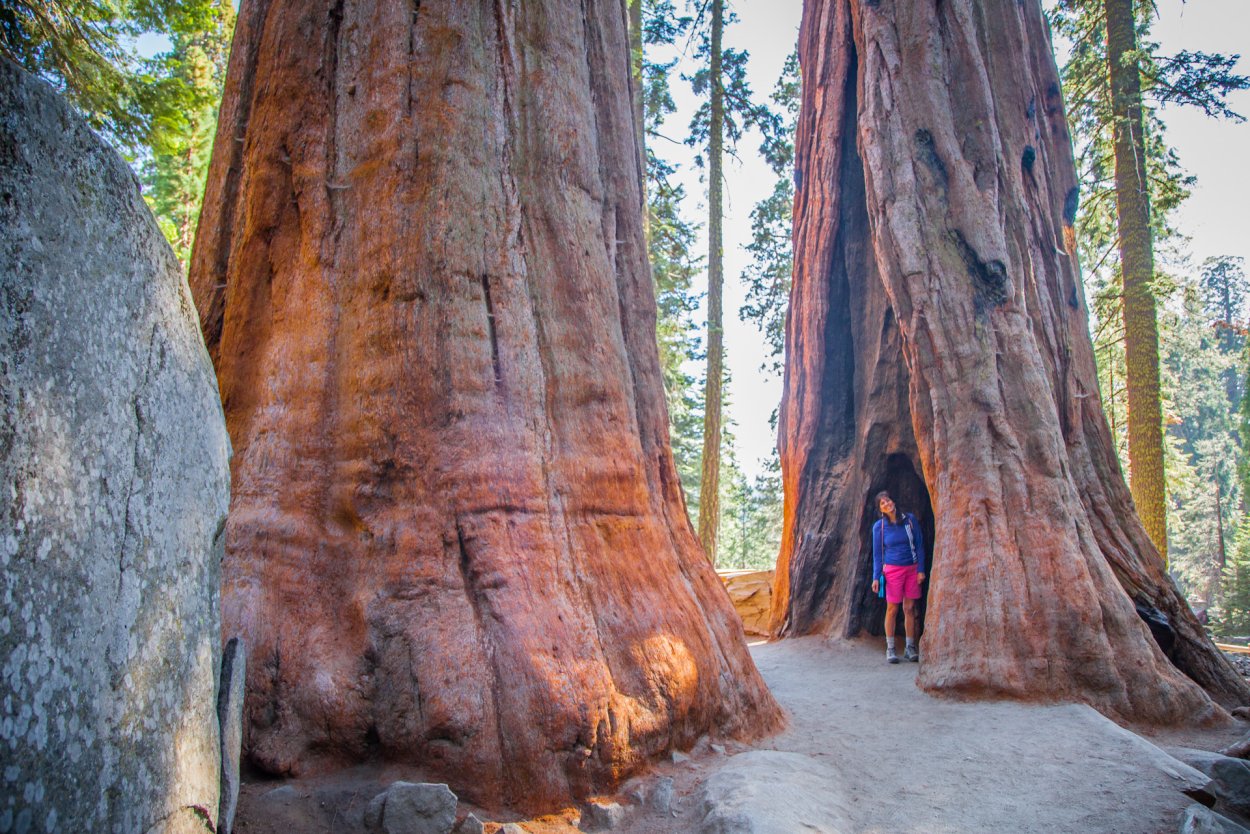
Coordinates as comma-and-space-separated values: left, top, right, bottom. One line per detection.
771, 0, 1249, 722
189, 0, 780, 811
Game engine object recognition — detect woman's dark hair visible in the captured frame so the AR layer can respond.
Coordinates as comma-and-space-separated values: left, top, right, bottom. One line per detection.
874, 490, 900, 519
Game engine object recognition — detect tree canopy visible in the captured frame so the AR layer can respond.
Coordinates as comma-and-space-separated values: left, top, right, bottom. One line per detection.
3, 0, 234, 265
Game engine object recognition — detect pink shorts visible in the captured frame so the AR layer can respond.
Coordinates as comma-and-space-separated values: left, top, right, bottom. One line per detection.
882, 564, 921, 603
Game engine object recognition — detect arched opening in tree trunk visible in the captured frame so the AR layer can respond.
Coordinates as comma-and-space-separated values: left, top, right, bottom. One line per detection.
772, 44, 944, 646
855, 454, 935, 640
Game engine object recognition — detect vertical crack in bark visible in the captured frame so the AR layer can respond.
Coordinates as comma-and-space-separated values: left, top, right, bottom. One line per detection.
324, 0, 347, 208
405, 635, 426, 732
820, 40, 863, 468
493, 0, 519, 128
316, 0, 348, 529
454, 516, 506, 787
481, 274, 502, 384
407, 0, 421, 117
259, 640, 282, 753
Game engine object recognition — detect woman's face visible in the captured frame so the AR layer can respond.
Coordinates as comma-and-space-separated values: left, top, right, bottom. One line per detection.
878, 495, 895, 515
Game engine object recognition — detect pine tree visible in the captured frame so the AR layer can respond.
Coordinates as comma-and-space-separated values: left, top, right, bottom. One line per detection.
1052, 2, 1187, 467
141, 0, 235, 267
1242, 344, 1250, 511
718, 449, 783, 571
3, 0, 238, 262
633, 0, 704, 519
696, 0, 726, 562
649, 157, 705, 511
1162, 270, 1244, 613
740, 51, 799, 376
1104, 0, 1168, 561
1219, 525, 1250, 638
0, 0, 149, 149
1049, 0, 1249, 565
0, 0, 231, 156
720, 50, 800, 571
1201, 255, 1250, 404
1214, 270, 1250, 633
686, 0, 778, 561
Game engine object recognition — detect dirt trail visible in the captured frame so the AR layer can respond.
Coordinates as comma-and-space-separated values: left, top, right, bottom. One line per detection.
236, 636, 1248, 834
616, 637, 1245, 834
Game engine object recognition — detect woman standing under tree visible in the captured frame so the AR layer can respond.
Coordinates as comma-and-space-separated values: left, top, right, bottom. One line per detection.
871, 491, 926, 663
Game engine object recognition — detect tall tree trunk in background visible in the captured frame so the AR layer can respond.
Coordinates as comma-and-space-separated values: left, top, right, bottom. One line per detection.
772, 0, 1249, 722
189, 0, 780, 813
697, 0, 725, 562
1105, 0, 1167, 564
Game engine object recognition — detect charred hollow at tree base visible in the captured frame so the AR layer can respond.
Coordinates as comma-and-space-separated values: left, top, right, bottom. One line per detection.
772, 0, 1248, 723
190, 0, 782, 812
852, 455, 934, 640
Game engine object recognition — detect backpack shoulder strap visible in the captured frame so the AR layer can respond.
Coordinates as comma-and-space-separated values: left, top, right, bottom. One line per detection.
902, 514, 917, 563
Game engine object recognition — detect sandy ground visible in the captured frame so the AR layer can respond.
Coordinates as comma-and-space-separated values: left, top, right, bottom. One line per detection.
235, 636, 1250, 834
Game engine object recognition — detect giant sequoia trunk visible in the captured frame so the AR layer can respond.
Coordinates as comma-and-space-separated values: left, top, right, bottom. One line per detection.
189, 0, 781, 811
772, 0, 1249, 722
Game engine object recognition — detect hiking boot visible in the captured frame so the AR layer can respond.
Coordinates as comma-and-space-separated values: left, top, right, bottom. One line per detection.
886, 646, 900, 664
903, 645, 919, 663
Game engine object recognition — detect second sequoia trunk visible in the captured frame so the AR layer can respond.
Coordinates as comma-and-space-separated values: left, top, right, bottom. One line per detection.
772, 0, 1248, 721
190, 0, 781, 812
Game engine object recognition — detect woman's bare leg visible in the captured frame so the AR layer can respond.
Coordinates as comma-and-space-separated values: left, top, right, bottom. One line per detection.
903, 598, 917, 640
885, 602, 899, 637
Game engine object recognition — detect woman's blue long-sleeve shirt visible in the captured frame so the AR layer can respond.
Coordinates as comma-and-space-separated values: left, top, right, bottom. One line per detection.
871, 513, 926, 582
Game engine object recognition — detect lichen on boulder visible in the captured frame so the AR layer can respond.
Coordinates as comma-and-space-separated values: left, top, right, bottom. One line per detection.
0, 59, 231, 833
